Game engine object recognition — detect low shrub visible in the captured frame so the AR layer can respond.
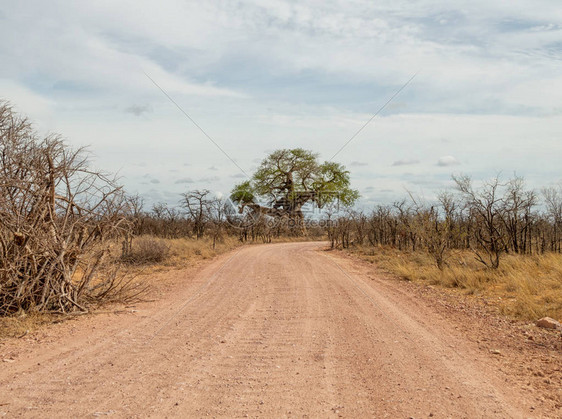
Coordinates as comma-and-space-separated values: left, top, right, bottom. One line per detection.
121, 237, 170, 264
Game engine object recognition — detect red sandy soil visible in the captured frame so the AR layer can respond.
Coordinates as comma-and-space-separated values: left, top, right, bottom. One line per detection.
0, 242, 560, 418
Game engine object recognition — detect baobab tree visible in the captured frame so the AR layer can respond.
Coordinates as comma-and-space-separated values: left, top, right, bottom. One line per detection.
230, 149, 359, 232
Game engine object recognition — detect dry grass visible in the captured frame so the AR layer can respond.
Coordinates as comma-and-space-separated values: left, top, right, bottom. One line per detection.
121, 237, 171, 264
271, 235, 326, 244
110, 235, 244, 280
1, 235, 242, 339
164, 236, 241, 267
115, 235, 242, 267
348, 245, 562, 322
0, 312, 55, 339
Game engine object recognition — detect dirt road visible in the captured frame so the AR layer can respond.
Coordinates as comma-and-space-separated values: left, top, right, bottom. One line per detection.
0, 242, 559, 418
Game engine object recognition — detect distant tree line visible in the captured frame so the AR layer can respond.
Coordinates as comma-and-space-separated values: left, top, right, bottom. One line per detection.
122, 188, 325, 253
325, 175, 562, 269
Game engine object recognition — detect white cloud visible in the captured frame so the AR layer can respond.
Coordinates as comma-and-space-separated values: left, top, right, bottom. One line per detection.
0, 80, 54, 124
437, 155, 460, 167
125, 104, 152, 116
199, 176, 220, 182
1, 0, 561, 207
392, 159, 420, 166
175, 178, 194, 184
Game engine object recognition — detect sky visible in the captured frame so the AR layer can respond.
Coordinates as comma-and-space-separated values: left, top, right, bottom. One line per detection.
1, 0, 561, 209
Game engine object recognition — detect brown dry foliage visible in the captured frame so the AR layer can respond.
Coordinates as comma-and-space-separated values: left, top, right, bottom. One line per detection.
348, 245, 562, 321
121, 236, 171, 264
0, 101, 139, 315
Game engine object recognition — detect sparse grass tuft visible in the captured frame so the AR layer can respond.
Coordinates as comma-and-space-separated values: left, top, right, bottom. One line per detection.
348, 245, 562, 321
0, 312, 54, 339
164, 236, 241, 267
121, 237, 171, 264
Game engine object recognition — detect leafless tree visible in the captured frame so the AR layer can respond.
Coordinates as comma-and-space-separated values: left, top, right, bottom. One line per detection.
543, 183, 562, 252
453, 175, 507, 268
145, 202, 186, 239
121, 194, 144, 259
180, 189, 214, 239
407, 193, 452, 270
207, 196, 228, 249
0, 102, 137, 314
500, 176, 537, 254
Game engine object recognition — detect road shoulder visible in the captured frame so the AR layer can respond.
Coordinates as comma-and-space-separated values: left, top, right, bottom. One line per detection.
326, 247, 562, 416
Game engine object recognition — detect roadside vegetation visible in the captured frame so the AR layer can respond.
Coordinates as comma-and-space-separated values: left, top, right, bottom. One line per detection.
327, 176, 562, 321
0, 101, 138, 316
347, 246, 562, 320
0, 103, 327, 337
1, 100, 560, 337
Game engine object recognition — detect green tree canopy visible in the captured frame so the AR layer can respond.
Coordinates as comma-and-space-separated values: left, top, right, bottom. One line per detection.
230, 149, 359, 220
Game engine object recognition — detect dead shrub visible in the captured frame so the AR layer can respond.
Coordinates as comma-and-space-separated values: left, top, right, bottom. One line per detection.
0, 101, 133, 315
121, 237, 170, 264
